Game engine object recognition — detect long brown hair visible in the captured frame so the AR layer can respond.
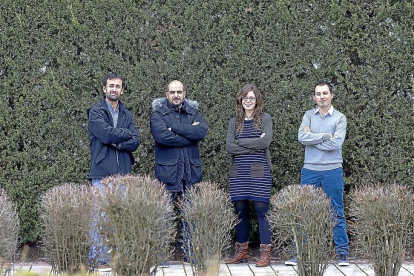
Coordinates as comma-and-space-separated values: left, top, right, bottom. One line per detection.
235, 84, 263, 133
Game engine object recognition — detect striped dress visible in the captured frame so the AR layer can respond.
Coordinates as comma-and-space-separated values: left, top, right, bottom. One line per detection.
229, 120, 272, 202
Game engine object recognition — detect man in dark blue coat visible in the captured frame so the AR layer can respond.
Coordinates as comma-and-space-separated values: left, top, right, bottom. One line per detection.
150, 80, 208, 193
150, 80, 208, 265
88, 73, 140, 180
87, 72, 140, 270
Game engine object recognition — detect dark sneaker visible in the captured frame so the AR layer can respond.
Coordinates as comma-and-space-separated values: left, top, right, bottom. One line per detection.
284, 257, 297, 266
338, 254, 349, 266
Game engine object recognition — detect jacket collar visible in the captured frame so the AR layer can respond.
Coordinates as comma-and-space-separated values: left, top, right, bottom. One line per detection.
151, 98, 199, 116
99, 96, 125, 113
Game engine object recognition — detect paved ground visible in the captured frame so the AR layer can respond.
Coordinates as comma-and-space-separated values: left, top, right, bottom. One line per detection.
9, 261, 414, 275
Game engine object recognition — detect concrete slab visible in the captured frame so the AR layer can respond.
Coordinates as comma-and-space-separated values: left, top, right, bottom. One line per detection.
322, 265, 345, 276
334, 263, 369, 276
218, 266, 232, 276
249, 263, 276, 274
10, 263, 52, 275
355, 263, 375, 276
270, 265, 298, 276
402, 264, 414, 275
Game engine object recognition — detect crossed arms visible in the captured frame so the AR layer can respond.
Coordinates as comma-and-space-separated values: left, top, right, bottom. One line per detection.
150, 112, 208, 147
226, 113, 273, 155
88, 108, 140, 152
298, 111, 346, 151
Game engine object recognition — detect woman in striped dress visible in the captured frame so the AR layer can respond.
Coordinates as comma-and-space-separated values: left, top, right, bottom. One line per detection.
225, 84, 273, 267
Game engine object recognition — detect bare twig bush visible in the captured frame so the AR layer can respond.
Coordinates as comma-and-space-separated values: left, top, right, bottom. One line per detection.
178, 181, 238, 276
268, 185, 335, 276
350, 184, 414, 276
95, 175, 175, 276
0, 189, 20, 273
40, 183, 93, 274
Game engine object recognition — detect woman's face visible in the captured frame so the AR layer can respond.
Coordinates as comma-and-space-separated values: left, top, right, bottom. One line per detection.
241, 91, 256, 113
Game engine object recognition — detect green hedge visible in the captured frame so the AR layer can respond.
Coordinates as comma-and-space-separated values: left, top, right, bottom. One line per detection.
1, 0, 413, 242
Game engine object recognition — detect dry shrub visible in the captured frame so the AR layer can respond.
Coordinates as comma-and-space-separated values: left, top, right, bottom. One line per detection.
350, 184, 414, 276
178, 181, 238, 276
268, 185, 335, 276
0, 189, 20, 272
95, 175, 175, 276
40, 183, 93, 274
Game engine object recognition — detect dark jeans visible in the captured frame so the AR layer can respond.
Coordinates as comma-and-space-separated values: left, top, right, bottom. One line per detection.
301, 167, 349, 256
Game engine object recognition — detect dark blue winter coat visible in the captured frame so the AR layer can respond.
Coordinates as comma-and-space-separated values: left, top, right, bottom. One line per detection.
88, 96, 140, 179
150, 98, 208, 192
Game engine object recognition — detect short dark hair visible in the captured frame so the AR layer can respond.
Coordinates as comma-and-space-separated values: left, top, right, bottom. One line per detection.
102, 72, 125, 89
314, 79, 333, 95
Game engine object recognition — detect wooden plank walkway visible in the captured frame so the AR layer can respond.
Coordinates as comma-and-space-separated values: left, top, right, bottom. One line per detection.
9, 261, 414, 275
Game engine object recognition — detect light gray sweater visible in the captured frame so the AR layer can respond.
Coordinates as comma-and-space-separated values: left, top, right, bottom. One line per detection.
298, 108, 346, 171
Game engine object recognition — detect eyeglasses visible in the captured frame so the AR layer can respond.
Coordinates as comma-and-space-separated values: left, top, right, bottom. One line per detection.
241, 97, 256, 102
169, 90, 183, 95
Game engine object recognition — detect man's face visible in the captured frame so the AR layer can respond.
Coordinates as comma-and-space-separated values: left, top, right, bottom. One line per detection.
103, 78, 124, 102
313, 84, 333, 110
166, 81, 185, 106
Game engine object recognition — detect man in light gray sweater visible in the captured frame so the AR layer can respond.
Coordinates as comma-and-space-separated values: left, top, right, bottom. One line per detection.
286, 80, 349, 266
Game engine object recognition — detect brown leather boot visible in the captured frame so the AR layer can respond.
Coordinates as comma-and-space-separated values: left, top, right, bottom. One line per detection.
255, 244, 271, 267
225, 242, 249, 264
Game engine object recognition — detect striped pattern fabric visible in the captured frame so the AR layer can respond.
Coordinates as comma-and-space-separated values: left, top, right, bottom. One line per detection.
230, 120, 272, 202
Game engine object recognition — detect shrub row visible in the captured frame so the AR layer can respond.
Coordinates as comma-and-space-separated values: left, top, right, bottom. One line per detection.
39, 176, 235, 275
269, 184, 414, 276
34, 178, 414, 276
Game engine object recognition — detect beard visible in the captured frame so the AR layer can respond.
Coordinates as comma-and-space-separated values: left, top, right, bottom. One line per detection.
170, 97, 183, 106
106, 92, 120, 101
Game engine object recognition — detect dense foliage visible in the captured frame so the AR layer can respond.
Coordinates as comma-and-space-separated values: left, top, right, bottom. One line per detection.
0, 0, 413, 242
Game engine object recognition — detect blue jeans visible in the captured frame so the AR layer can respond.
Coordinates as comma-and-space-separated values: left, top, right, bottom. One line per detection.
88, 179, 110, 265
301, 167, 349, 256
170, 191, 192, 260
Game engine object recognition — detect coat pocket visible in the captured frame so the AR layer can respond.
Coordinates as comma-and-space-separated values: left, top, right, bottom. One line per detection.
155, 159, 178, 185
229, 163, 238, 178
95, 147, 108, 164
251, 163, 264, 178
190, 158, 203, 184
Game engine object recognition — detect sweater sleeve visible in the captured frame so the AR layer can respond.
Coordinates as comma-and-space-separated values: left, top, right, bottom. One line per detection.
236, 113, 272, 150
226, 117, 257, 155
315, 114, 347, 151
298, 110, 332, 145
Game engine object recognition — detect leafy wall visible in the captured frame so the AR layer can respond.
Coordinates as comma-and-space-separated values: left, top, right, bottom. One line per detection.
1, 0, 413, 242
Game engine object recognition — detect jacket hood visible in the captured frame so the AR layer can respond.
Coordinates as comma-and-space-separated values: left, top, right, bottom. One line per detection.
151, 98, 199, 112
